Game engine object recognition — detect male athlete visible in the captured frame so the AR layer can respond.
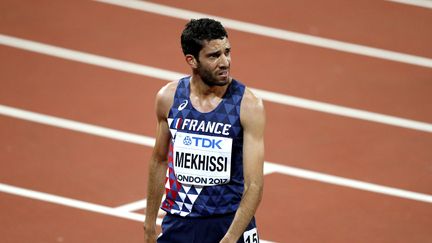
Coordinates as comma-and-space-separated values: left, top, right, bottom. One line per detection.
144, 18, 265, 243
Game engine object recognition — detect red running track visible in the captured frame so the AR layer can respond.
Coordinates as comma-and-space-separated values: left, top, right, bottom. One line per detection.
1, 1, 432, 242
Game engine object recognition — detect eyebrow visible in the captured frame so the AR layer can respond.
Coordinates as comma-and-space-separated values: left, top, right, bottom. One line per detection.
206, 47, 231, 56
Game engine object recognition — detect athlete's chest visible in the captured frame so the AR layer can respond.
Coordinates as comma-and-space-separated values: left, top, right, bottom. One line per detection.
189, 86, 227, 111
168, 78, 244, 138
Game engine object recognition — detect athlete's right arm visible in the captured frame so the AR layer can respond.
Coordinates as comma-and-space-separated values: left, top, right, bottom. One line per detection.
143, 82, 176, 243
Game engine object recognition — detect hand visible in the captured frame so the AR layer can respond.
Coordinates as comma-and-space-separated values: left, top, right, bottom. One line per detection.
143, 224, 157, 243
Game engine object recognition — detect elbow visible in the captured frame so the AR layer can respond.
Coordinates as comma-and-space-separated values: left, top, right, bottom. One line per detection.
244, 180, 264, 201
151, 150, 169, 165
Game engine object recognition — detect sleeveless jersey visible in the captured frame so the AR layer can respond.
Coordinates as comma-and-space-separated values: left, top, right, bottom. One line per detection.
161, 76, 246, 217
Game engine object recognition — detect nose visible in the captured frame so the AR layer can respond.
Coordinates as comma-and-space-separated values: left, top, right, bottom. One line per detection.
219, 54, 230, 68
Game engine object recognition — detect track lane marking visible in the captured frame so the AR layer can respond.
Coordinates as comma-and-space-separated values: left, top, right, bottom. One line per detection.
1, 104, 432, 204
115, 199, 147, 212
0, 104, 155, 147
251, 89, 432, 133
386, 0, 432, 9
1, 34, 431, 133
265, 162, 432, 204
94, 0, 432, 68
0, 183, 274, 242
0, 183, 162, 224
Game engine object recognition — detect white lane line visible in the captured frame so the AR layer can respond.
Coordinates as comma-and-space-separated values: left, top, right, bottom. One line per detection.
251, 89, 432, 133
0, 183, 162, 225
1, 104, 432, 205
95, 0, 432, 68
386, 0, 432, 9
115, 196, 167, 216
263, 163, 278, 175
1, 34, 431, 133
116, 199, 147, 211
0, 104, 155, 147
0, 183, 272, 242
265, 162, 432, 204
0, 34, 183, 82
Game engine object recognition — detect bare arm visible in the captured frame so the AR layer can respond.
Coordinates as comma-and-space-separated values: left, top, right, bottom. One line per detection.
221, 88, 266, 243
143, 82, 176, 243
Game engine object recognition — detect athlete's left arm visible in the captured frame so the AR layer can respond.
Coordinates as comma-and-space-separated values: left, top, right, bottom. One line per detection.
221, 88, 265, 243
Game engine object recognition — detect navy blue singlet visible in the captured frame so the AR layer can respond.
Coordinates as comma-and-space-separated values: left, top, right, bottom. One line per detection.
161, 76, 246, 217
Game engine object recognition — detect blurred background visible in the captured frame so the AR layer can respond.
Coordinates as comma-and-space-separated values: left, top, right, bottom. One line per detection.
1, 0, 431, 242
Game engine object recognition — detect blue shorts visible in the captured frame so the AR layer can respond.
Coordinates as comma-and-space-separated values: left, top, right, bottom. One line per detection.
157, 213, 259, 243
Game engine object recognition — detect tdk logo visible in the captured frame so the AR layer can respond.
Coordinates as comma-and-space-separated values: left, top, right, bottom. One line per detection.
183, 136, 222, 149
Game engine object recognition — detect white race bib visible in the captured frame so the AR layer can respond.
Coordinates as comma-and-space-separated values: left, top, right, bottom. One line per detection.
173, 132, 232, 186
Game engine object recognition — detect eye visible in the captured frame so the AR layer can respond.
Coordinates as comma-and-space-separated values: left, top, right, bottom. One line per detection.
207, 52, 221, 60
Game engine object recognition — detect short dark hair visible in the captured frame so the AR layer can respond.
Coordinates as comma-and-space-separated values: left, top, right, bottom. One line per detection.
181, 18, 228, 59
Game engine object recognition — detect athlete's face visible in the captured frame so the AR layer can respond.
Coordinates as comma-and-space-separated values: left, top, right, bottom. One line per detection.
195, 37, 231, 87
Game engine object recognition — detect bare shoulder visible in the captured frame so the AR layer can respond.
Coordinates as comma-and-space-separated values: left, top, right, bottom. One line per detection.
241, 88, 264, 111
155, 80, 178, 119
240, 87, 265, 129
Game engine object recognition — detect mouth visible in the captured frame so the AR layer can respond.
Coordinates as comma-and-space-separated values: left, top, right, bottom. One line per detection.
218, 70, 229, 78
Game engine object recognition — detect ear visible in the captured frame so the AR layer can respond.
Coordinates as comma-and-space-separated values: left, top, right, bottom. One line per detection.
185, 54, 198, 69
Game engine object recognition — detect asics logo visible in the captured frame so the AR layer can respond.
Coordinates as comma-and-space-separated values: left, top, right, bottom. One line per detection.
178, 100, 188, 111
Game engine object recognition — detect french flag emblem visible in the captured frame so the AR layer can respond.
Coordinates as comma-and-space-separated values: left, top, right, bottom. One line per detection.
173, 118, 182, 129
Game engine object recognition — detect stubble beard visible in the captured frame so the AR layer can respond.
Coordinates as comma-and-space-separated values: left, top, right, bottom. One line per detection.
196, 64, 230, 87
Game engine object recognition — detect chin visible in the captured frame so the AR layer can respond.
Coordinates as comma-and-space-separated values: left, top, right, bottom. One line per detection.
215, 79, 230, 86
219, 75, 231, 83
203, 77, 230, 87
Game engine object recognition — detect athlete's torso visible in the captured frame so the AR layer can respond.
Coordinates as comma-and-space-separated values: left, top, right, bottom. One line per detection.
161, 76, 246, 217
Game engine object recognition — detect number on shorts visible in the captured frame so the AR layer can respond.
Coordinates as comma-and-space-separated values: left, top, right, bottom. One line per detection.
243, 228, 259, 243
